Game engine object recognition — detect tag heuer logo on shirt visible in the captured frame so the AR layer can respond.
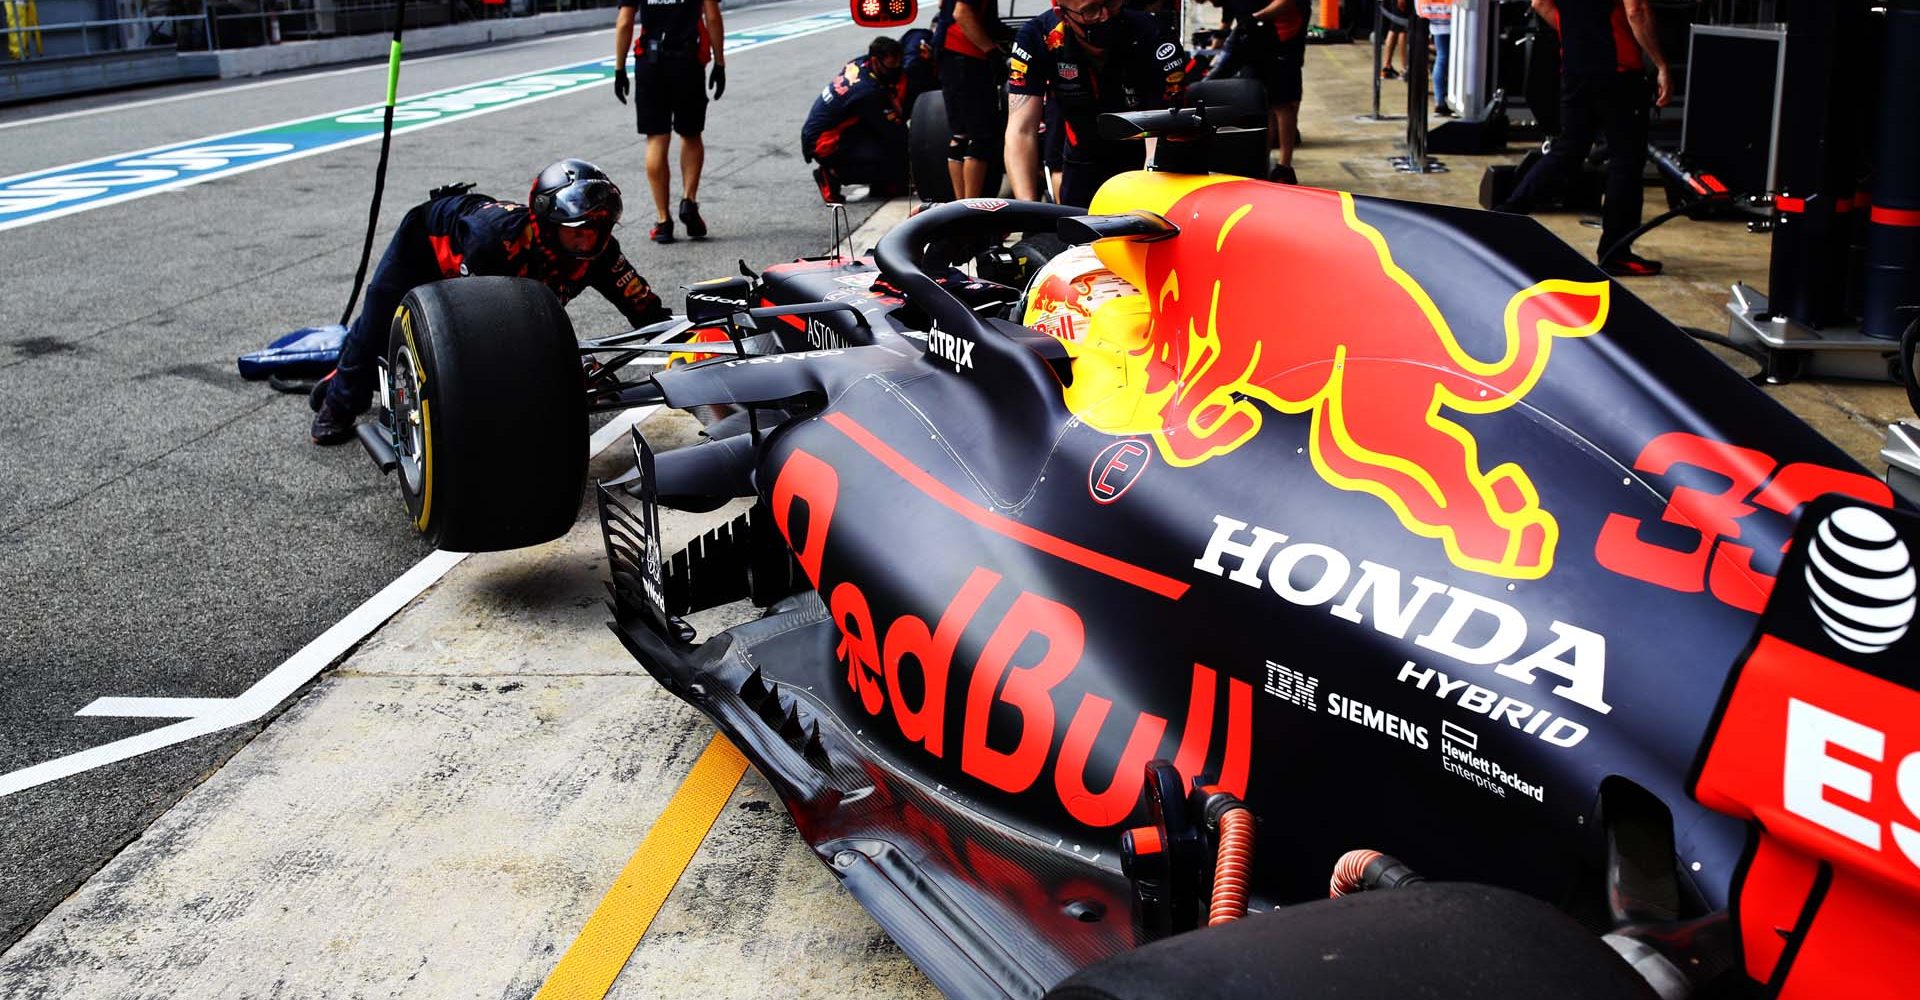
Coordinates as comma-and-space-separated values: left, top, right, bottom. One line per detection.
1059, 62, 1079, 79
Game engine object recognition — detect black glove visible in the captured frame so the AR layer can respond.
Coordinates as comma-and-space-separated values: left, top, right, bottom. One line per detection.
613, 68, 629, 104
708, 63, 726, 100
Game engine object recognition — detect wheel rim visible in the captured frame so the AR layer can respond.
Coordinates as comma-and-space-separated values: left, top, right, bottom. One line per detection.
392, 344, 427, 497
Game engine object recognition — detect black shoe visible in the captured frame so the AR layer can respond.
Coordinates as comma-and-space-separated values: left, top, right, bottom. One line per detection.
678, 199, 708, 240
1435, 102, 1457, 117
812, 166, 844, 205
1601, 251, 1664, 277
310, 397, 363, 446
650, 218, 676, 245
1269, 164, 1298, 185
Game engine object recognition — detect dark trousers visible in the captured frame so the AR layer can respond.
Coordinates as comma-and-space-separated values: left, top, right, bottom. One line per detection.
818, 128, 910, 194
1059, 142, 1145, 209
1501, 71, 1650, 260
327, 204, 441, 412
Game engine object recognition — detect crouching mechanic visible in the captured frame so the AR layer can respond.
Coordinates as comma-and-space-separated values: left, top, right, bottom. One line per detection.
310, 158, 670, 445
1006, 0, 1187, 208
802, 37, 910, 204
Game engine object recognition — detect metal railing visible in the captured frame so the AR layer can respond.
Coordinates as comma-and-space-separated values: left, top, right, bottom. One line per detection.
2, 0, 622, 63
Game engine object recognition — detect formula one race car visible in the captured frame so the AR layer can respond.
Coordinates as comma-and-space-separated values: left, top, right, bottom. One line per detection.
581, 112, 1920, 998
392, 100, 1920, 994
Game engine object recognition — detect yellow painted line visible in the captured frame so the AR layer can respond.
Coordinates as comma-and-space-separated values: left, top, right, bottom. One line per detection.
534, 732, 749, 1000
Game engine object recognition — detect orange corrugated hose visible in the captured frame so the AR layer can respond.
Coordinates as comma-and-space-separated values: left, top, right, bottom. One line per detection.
1329, 848, 1385, 898
1207, 807, 1255, 926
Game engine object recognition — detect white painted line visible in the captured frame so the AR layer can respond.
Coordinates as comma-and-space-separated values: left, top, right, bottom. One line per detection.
0, 32, 589, 133
0, 548, 466, 798
77, 697, 235, 719
0, 0, 831, 133
0, 9, 856, 232
590, 404, 661, 456
0, 405, 664, 798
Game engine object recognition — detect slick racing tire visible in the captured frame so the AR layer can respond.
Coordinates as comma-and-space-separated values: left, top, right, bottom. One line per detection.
1187, 78, 1271, 181
910, 90, 957, 203
384, 277, 587, 553
909, 90, 1006, 203
1008, 232, 1067, 273
1902, 314, 1919, 419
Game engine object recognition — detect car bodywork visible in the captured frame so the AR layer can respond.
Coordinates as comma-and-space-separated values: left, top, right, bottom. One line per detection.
596, 175, 1910, 997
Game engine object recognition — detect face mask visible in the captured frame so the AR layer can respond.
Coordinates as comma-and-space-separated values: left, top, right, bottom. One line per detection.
1078, 18, 1118, 47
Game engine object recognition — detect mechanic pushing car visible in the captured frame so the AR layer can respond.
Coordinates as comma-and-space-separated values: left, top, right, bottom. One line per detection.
1005, 0, 1188, 208
309, 159, 670, 446
802, 36, 911, 204
612, 0, 724, 244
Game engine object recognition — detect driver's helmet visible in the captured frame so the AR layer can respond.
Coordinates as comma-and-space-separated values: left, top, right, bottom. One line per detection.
529, 158, 622, 259
1022, 244, 1139, 343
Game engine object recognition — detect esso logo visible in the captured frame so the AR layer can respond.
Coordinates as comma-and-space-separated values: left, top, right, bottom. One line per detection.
1088, 439, 1150, 504
1783, 698, 1920, 872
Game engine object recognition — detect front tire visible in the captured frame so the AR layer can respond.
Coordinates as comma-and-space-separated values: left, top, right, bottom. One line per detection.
385, 277, 586, 552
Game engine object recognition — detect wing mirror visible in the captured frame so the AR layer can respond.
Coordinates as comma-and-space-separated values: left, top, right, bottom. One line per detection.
850, 0, 916, 28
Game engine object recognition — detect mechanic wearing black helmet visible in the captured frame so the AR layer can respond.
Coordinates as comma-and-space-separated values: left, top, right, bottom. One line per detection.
310, 159, 670, 445
802, 36, 910, 205
612, 0, 724, 244
1005, 0, 1188, 208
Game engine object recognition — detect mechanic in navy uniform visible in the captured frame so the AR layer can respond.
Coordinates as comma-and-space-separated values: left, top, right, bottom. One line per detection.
934, 0, 1012, 200
803, 37, 911, 204
899, 26, 942, 114
612, 0, 725, 244
1494, 0, 1671, 276
310, 159, 669, 445
1004, 0, 1187, 208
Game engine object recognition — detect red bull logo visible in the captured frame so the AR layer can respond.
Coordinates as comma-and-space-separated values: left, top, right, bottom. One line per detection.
1070, 175, 1610, 580
667, 325, 734, 367
1033, 273, 1092, 317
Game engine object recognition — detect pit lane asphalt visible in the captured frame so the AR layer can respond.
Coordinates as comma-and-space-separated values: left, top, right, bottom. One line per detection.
0, 0, 882, 948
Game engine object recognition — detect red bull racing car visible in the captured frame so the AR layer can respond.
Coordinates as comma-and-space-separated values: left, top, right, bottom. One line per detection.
396, 104, 1920, 996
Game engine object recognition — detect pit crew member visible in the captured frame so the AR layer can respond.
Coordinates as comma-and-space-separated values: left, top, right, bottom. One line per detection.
1494, 0, 1671, 276
933, 0, 1011, 199
1201, 0, 1308, 183
900, 26, 942, 113
1005, 0, 1187, 208
613, 0, 725, 243
802, 36, 911, 204
310, 159, 669, 445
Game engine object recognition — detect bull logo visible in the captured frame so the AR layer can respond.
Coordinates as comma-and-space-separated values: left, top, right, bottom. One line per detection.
1070, 175, 1609, 580
1032, 273, 1092, 317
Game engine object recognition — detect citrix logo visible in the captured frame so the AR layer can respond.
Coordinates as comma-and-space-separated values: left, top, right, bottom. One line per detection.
927, 328, 976, 369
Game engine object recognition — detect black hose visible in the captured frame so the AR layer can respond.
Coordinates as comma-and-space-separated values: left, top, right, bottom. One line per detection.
1681, 325, 1767, 363
339, 0, 409, 327
1596, 194, 1733, 268
1681, 325, 1771, 384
